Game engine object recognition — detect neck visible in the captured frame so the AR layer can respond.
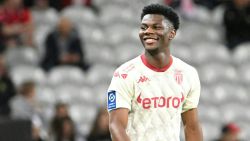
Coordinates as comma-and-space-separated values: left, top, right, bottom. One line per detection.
144, 48, 171, 69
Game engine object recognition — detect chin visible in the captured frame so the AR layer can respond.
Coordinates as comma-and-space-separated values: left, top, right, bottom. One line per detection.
144, 45, 158, 51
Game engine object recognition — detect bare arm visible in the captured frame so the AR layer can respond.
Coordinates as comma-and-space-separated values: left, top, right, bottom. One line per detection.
182, 108, 203, 141
109, 108, 131, 141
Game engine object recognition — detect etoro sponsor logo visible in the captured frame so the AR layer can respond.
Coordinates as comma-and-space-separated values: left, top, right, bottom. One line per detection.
137, 93, 184, 109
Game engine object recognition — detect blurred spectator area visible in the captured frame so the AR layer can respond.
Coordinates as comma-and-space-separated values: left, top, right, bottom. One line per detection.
0, 0, 250, 141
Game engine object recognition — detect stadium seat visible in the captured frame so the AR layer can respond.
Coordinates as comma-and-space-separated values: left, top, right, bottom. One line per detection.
5, 47, 40, 68
199, 85, 214, 104
69, 104, 97, 136
10, 65, 47, 87
34, 25, 52, 57
191, 41, 230, 65
84, 43, 116, 65
61, 5, 97, 26
77, 86, 95, 105
53, 85, 76, 104
208, 82, 242, 104
219, 103, 247, 123
35, 86, 56, 105
86, 63, 115, 86
198, 62, 238, 85
31, 8, 59, 28
54, 84, 95, 105
113, 42, 143, 65
100, 5, 136, 26
237, 63, 250, 85
103, 23, 135, 45
48, 66, 86, 86
211, 5, 226, 25
198, 104, 222, 123
201, 121, 220, 141
79, 26, 105, 45
190, 5, 212, 24
232, 42, 250, 65
92, 82, 110, 107
170, 42, 193, 65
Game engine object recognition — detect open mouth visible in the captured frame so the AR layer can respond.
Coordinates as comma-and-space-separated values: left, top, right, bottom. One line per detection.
143, 37, 159, 44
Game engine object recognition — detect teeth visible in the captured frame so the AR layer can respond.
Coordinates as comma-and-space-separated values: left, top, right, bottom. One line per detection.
145, 39, 156, 43
144, 37, 157, 40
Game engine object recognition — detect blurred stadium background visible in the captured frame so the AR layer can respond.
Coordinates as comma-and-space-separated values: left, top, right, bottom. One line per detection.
0, 0, 250, 141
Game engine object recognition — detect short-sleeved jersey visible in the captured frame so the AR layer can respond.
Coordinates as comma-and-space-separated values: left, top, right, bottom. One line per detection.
107, 54, 201, 141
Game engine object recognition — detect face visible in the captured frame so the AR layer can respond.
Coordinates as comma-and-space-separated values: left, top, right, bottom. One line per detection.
139, 14, 175, 51
56, 105, 68, 118
58, 18, 72, 36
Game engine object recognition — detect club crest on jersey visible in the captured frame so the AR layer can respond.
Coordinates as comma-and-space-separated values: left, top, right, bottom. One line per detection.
174, 70, 183, 85
107, 90, 116, 110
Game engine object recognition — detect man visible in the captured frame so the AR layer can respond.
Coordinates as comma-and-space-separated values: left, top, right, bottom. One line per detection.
107, 4, 203, 141
0, 0, 34, 48
41, 17, 90, 71
223, 0, 250, 50
214, 123, 240, 141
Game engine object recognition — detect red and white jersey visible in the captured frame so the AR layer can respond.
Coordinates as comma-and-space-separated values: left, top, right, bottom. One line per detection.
107, 54, 201, 141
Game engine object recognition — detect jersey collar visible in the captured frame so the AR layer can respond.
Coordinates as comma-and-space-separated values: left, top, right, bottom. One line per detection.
140, 54, 173, 72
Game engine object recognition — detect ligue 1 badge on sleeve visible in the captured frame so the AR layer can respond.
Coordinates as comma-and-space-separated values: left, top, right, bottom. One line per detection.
108, 90, 116, 110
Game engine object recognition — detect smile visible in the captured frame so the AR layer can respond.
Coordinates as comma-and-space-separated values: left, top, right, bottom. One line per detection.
143, 37, 159, 44
143, 37, 159, 41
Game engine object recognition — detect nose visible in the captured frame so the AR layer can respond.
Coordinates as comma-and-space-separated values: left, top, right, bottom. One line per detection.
144, 27, 155, 34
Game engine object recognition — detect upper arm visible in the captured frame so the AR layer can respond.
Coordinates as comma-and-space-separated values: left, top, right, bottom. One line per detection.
181, 108, 199, 127
107, 68, 134, 141
182, 108, 203, 141
109, 108, 129, 130
109, 108, 130, 141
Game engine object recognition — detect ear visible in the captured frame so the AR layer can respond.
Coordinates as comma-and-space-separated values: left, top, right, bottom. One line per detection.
168, 30, 176, 40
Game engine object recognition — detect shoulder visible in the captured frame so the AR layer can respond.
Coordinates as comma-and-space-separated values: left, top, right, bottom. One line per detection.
172, 56, 198, 74
113, 56, 140, 79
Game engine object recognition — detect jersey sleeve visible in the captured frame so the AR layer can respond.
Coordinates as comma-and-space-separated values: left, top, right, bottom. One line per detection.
182, 68, 201, 113
107, 69, 134, 112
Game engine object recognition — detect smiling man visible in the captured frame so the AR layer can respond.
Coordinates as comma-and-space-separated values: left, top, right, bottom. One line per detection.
107, 4, 203, 141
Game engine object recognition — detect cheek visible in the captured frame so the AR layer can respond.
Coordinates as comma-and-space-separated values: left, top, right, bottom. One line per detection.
139, 31, 144, 38
157, 31, 168, 39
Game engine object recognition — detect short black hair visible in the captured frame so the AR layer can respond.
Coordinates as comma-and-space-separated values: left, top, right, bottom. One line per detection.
141, 4, 180, 31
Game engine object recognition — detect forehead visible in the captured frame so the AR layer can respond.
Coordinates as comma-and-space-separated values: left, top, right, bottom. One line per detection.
141, 14, 167, 24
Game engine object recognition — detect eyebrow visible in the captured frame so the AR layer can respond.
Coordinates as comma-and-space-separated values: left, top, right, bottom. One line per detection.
140, 23, 162, 26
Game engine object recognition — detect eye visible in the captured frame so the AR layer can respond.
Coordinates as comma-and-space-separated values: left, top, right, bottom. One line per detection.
140, 25, 147, 30
154, 25, 163, 30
